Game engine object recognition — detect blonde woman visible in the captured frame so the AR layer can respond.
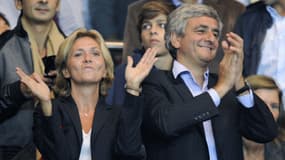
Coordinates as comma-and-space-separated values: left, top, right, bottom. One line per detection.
16, 29, 157, 160
243, 75, 285, 160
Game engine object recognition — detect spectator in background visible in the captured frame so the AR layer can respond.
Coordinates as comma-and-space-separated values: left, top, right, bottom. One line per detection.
0, 0, 64, 159
243, 75, 285, 160
0, 13, 10, 35
141, 4, 277, 160
106, 1, 175, 105
234, 0, 285, 109
122, 0, 245, 74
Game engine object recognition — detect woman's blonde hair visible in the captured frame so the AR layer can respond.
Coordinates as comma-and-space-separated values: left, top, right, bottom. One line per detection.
54, 28, 114, 97
246, 75, 280, 91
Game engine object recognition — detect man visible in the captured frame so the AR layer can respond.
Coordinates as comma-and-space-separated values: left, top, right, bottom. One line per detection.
122, 0, 245, 74
234, 0, 285, 109
0, 0, 64, 159
141, 4, 277, 160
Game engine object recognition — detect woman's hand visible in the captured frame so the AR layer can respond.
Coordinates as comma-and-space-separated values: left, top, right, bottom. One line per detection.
16, 67, 52, 116
16, 67, 51, 101
125, 48, 158, 95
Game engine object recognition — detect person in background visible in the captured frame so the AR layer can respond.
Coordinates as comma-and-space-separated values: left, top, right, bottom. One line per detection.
0, 0, 64, 159
106, 1, 175, 105
234, 0, 285, 109
141, 4, 277, 160
122, 0, 245, 74
16, 28, 155, 160
243, 75, 285, 160
0, 13, 10, 35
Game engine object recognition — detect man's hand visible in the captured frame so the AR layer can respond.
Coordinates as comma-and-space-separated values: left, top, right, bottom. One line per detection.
215, 32, 244, 97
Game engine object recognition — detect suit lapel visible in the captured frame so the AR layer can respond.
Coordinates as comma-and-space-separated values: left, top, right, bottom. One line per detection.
168, 72, 206, 135
63, 96, 83, 142
91, 99, 112, 140
168, 72, 194, 101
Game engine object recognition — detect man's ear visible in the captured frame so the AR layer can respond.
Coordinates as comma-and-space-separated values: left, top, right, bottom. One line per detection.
62, 68, 70, 78
170, 33, 182, 49
15, 0, 23, 10
56, 0, 60, 12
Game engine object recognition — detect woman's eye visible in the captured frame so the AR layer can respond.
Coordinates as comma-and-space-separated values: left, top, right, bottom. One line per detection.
142, 23, 151, 30
91, 51, 100, 56
73, 51, 83, 57
159, 23, 166, 29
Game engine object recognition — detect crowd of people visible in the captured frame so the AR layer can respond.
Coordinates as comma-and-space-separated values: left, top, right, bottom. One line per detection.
0, 0, 284, 160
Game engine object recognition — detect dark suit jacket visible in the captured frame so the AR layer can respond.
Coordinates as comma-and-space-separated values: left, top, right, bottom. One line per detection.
142, 70, 277, 160
34, 94, 145, 160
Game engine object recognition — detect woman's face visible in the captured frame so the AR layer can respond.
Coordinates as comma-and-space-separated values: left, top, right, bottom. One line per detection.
141, 14, 169, 56
255, 88, 280, 121
64, 36, 107, 86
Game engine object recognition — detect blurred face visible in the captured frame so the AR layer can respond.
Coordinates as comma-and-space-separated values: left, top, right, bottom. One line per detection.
0, 17, 10, 34
141, 14, 168, 56
172, 16, 219, 67
255, 88, 280, 121
64, 37, 107, 86
16, 0, 59, 24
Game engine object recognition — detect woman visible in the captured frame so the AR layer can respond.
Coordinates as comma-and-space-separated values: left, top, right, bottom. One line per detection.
106, 1, 174, 105
16, 29, 157, 160
243, 75, 285, 160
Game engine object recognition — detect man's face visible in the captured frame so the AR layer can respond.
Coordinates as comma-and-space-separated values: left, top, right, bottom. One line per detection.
172, 16, 220, 67
140, 14, 169, 57
16, 0, 59, 24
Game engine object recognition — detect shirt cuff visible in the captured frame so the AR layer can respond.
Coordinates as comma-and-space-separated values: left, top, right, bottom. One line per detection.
207, 88, 221, 107
236, 89, 254, 108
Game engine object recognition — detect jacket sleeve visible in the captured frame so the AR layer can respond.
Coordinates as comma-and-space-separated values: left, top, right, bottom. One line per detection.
33, 101, 71, 160
115, 92, 146, 160
0, 81, 28, 121
239, 93, 278, 143
33, 103, 58, 160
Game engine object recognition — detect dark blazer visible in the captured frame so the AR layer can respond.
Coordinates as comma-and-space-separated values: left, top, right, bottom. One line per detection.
34, 94, 145, 160
233, 1, 272, 76
142, 70, 277, 160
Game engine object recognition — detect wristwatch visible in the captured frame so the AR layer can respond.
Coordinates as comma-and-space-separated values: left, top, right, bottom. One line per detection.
236, 80, 251, 95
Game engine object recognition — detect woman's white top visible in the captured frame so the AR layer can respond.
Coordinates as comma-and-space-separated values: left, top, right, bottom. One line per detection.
79, 129, 92, 160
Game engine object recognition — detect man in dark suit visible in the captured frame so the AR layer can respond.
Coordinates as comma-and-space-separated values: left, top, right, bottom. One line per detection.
141, 4, 277, 160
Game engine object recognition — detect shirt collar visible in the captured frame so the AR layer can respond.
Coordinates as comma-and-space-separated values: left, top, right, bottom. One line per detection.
172, 60, 209, 80
266, 5, 285, 21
